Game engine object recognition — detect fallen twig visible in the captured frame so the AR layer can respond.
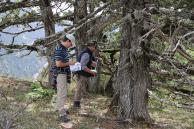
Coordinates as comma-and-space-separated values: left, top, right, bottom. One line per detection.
148, 90, 194, 110
78, 112, 134, 126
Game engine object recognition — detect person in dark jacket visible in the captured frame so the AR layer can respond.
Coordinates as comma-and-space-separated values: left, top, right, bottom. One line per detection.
73, 41, 97, 108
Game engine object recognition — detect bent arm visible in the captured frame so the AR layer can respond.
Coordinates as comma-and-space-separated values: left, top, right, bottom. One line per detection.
80, 53, 96, 76
56, 60, 71, 67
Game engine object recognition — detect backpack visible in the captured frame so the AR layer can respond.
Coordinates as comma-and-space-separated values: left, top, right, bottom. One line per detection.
50, 55, 57, 90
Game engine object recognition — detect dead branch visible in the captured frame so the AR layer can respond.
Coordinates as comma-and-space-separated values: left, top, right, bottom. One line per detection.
150, 6, 194, 20
173, 91, 194, 101
0, 43, 40, 56
0, 97, 41, 129
148, 90, 194, 110
148, 47, 194, 89
176, 47, 194, 64
0, 14, 42, 31
155, 29, 194, 64
45, 2, 111, 46
0, 1, 40, 13
87, 13, 121, 37
153, 53, 194, 76
0, 44, 38, 51
0, 13, 73, 31
0, 1, 120, 56
79, 112, 134, 125
174, 87, 194, 96
150, 67, 181, 79
0, 90, 7, 101
153, 81, 194, 98
1, 26, 43, 35
139, 27, 158, 43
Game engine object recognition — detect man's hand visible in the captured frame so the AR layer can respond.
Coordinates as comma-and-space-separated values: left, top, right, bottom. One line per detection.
83, 67, 97, 76
68, 61, 76, 65
56, 60, 76, 67
90, 70, 97, 76
91, 61, 97, 67
91, 71, 97, 76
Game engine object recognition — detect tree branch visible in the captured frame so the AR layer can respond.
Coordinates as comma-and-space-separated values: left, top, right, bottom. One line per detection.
0, 13, 73, 31
0, 1, 40, 13
148, 90, 194, 110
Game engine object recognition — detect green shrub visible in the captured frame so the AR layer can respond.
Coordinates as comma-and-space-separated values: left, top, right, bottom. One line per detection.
192, 116, 194, 128
26, 83, 55, 100
79, 124, 92, 129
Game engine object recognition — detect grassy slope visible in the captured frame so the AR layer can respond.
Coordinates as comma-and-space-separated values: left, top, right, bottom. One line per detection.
0, 76, 193, 129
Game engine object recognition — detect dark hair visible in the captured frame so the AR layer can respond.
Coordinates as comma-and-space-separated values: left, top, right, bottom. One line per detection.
87, 40, 97, 47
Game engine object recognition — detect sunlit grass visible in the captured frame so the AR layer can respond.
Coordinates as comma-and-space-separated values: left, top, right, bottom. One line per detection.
1, 76, 194, 129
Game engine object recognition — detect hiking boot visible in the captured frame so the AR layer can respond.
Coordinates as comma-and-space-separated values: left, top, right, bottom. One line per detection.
59, 115, 70, 123
55, 110, 69, 115
66, 110, 69, 115
73, 101, 81, 108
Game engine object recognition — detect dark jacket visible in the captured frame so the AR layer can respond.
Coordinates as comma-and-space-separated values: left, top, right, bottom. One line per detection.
77, 48, 94, 77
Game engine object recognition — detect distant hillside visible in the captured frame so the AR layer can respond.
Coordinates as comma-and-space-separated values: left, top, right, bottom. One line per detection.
0, 52, 47, 80
0, 23, 64, 80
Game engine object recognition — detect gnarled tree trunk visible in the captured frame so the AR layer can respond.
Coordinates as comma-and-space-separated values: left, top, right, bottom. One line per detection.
115, 0, 152, 124
74, 0, 88, 54
39, 0, 55, 85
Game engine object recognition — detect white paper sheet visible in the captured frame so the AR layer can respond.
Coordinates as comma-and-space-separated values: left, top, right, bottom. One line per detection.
70, 62, 81, 72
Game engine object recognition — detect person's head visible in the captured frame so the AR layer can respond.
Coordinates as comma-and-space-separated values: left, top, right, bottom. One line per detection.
60, 34, 75, 48
87, 41, 97, 52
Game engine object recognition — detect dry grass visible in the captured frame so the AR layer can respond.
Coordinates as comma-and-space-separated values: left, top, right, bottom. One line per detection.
0, 76, 193, 129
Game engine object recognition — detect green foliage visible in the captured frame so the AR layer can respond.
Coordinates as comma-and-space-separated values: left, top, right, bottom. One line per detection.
157, 0, 194, 8
26, 83, 55, 100
186, 48, 194, 57
176, 0, 194, 9
192, 116, 194, 127
150, 37, 167, 54
174, 53, 188, 65
34, 39, 45, 45
157, 0, 174, 6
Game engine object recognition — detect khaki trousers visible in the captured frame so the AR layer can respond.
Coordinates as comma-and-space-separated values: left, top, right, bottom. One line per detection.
74, 75, 90, 102
56, 74, 67, 116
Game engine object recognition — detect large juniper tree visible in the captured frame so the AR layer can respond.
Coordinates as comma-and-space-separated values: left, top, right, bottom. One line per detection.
115, 0, 152, 123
